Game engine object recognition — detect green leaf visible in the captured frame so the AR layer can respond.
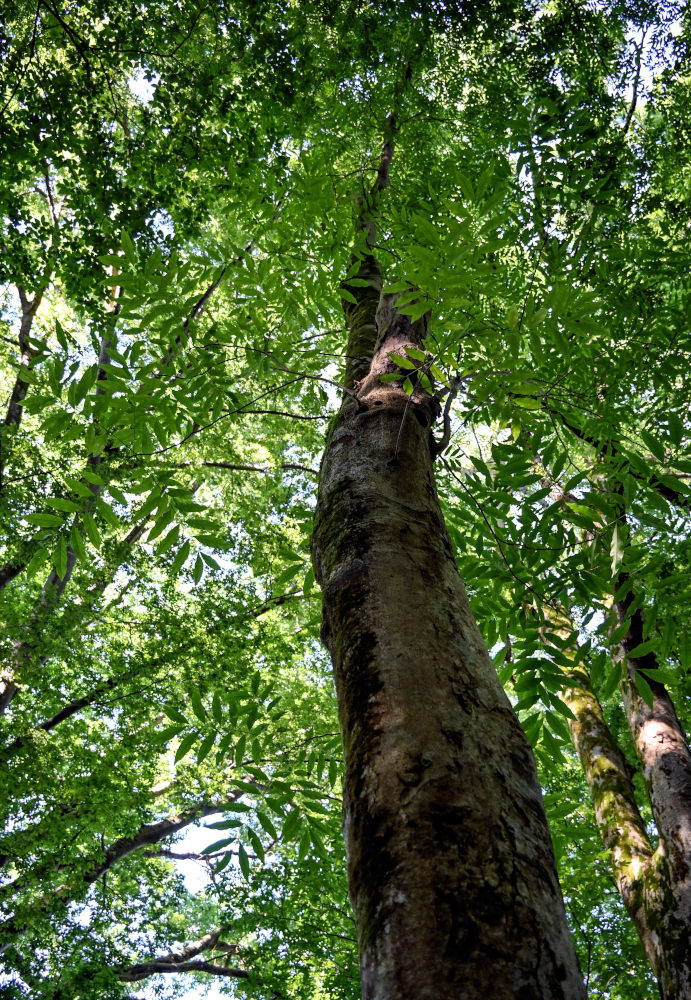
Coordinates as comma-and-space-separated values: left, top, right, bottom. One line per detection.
208, 819, 243, 830
82, 512, 101, 549
26, 548, 48, 578
212, 692, 224, 725
224, 801, 252, 813
634, 670, 655, 709
639, 666, 676, 687
170, 540, 190, 574
189, 689, 207, 723
202, 836, 236, 855
469, 455, 491, 481
197, 732, 217, 763
54, 318, 68, 350
639, 429, 665, 463
153, 724, 184, 744
401, 300, 430, 322
156, 525, 180, 555
546, 694, 575, 720
274, 562, 302, 587
609, 619, 630, 644
26, 513, 63, 527
600, 663, 623, 700
46, 497, 81, 513
405, 347, 428, 361
121, 229, 136, 260
214, 852, 233, 874
567, 503, 600, 522
282, 807, 302, 841
627, 639, 656, 659
298, 827, 312, 861
247, 827, 265, 863
175, 733, 197, 762
96, 499, 119, 526
196, 534, 232, 549
148, 512, 174, 543
238, 841, 250, 879
162, 707, 186, 730
256, 810, 278, 840
53, 537, 67, 579
64, 476, 96, 499
388, 352, 416, 370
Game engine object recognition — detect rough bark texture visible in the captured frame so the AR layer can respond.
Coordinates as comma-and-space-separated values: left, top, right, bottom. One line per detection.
312, 297, 585, 998
560, 663, 666, 968
614, 582, 691, 1000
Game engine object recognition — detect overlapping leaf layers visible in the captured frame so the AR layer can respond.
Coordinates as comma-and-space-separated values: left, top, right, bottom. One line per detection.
1, 1, 689, 998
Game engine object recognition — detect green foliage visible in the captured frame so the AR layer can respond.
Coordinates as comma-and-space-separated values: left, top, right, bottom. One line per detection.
1, 1, 689, 997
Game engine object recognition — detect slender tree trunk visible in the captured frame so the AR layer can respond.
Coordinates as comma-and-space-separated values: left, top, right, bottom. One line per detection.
0, 326, 115, 716
544, 595, 691, 999
613, 576, 691, 1000
312, 171, 585, 997
560, 661, 661, 956
3, 285, 44, 432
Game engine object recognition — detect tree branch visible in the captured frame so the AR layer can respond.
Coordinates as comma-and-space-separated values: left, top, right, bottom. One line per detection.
546, 403, 688, 509
341, 54, 418, 393
622, 35, 645, 137
0, 795, 245, 952
1, 587, 300, 760
119, 959, 248, 982
2, 284, 45, 434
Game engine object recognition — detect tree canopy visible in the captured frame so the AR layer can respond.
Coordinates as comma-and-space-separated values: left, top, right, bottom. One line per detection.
1, 1, 690, 997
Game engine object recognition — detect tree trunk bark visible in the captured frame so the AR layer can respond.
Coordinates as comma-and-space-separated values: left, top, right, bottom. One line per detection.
560, 661, 665, 965
3, 285, 44, 431
614, 578, 691, 1000
312, 293, 585, 998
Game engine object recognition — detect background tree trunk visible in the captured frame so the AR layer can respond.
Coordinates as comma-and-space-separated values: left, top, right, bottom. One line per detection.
614, 580, 691, 1000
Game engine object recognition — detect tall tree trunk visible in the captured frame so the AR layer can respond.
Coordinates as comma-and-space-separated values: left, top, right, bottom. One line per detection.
539, 458, 691, 995
613, 575, 691, 1000
312, 293, 584, 998
311, 119, 585, 991
559, 659, 660, 962
544, 594, 691, 1000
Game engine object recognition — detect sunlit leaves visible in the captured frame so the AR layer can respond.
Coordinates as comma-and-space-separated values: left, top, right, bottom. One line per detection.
0, 2, 688, 996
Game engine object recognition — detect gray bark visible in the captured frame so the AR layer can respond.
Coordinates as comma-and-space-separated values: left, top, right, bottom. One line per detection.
3, 285, 44, 431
